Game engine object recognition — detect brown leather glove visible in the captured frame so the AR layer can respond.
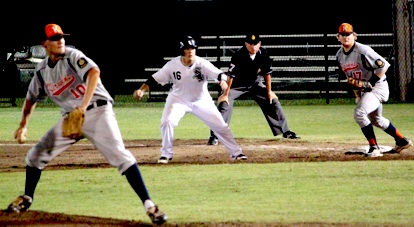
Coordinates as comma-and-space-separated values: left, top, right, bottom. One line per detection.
62, 107, 85, 139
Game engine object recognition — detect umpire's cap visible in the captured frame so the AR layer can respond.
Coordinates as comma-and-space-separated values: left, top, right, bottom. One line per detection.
45, 24, 70, 41
245, 33, 261, 45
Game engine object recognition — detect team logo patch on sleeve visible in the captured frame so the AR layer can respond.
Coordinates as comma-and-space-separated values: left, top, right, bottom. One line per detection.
77, 58, 88, 69
375, 59, 385, 68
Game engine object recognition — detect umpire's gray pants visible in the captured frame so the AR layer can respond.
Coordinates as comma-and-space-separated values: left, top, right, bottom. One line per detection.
210, 85, 290, 138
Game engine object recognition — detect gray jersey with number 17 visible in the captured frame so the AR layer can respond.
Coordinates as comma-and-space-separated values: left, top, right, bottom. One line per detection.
335, 41, 390, 82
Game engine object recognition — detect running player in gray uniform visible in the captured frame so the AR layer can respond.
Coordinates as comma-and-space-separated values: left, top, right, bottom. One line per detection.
7, 24, 167, 225
336, 23, 412, 157
133, 36, 247, 164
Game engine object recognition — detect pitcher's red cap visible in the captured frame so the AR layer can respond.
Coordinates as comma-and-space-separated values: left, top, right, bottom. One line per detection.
45, 24, 70, 39
338, 23, 353, 34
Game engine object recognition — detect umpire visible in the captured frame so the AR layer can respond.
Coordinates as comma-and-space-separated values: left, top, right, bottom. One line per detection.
208, 33, 300, 145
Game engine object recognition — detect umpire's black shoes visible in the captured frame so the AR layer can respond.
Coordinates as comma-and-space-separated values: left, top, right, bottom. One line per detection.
6, 195, 33, 213
207, 136, 219, 145
283, 131, 301, 139
147, 205, 167, 225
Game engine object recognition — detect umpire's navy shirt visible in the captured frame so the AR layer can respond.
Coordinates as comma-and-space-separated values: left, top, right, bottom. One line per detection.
228, 46, 273, 88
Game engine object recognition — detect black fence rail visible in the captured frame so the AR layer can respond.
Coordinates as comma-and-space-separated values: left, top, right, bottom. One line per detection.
124, 33, 394, 103
1, 33, 394, 105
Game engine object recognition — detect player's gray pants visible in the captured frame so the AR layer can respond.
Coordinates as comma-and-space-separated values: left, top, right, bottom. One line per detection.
211, 85, 290, 139
354, 80, 390, 128
25, 104, 137, 174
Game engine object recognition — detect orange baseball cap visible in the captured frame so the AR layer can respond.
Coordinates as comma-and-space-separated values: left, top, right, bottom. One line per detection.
338, 23, 353, 34
45, 24, 70, 39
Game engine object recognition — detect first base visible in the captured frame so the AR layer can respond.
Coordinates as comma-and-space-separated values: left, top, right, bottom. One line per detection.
347, 145, 393, 154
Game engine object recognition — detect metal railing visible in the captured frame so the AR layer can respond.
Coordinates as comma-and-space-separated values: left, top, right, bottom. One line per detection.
125, 33, 394, 103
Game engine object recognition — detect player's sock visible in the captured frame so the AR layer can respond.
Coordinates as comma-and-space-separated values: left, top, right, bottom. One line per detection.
25, 165, 42, 199
361, 124, 377, 147
123, 164, 151, 204
384, 123, 404, 140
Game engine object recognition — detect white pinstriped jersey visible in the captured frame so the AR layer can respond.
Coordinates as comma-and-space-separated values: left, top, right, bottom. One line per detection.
27, 47, 113, 114
151, 56, 224, 102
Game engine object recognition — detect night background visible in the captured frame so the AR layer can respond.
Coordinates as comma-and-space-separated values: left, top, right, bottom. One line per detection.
0, 0, 394, 55
0, 0, 395, 95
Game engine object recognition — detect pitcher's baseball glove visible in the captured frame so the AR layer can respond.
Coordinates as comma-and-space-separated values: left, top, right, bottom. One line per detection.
62, 107, 85, 139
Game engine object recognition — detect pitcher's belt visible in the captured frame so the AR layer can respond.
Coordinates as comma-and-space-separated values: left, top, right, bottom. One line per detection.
87, 100, 108, 111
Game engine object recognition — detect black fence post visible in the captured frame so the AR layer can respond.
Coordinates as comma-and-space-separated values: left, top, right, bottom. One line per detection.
324, 33, 330, 104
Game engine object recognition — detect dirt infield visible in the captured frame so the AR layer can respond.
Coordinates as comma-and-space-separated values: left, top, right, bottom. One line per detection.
1, 138, 413, 226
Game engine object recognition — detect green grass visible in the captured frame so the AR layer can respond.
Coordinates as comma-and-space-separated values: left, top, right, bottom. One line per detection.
1, 100, 414, 225
1, 162, 413, 225
1, 100, 413, 145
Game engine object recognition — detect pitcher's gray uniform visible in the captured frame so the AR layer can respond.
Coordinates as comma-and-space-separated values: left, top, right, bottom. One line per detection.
27, 46, 133, 171
336, 22, 412, 156
8, 24, 167, 225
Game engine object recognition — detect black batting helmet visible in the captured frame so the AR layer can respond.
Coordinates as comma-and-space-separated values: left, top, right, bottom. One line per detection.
179, 36, 198, 55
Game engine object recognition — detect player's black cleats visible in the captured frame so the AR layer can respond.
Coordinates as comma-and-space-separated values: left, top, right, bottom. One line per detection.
207, 136, 218, 145
157, 156, 172, 164
283, 131, 300, 139
147, 205, 167, 225
232, 153, 248, 160
6, 195, 32, 213
391, 138, 413, 153
366, 145, 383, 157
